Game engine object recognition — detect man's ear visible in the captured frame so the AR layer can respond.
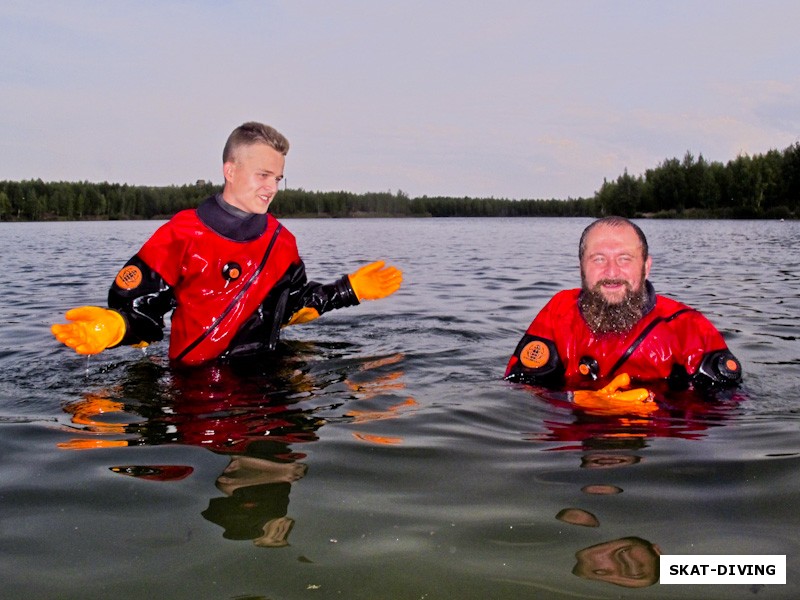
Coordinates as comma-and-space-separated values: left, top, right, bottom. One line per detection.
222, 160, 236, 184
644, 255, 652, 279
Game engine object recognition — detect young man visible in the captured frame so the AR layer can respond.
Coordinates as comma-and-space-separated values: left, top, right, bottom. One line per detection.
505, 216, 741, 394
52, 122, 402, 366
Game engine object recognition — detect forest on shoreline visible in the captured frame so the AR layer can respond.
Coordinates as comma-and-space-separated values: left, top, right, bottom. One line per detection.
2, 143, 798, 221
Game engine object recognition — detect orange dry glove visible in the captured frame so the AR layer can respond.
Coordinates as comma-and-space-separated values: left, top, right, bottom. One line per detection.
51, 306, 126, 355
571, 373, 657, 416
286, 306, 321, 326
348, 261, 403, 301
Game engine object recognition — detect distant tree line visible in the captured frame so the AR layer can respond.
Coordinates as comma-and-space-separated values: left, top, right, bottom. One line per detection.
596, 143, 800, 219
0, 179, 219, 221
2, 143, 798, 221
274, 188, 597, 218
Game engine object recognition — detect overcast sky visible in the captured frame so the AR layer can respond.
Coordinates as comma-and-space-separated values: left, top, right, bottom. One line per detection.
2, 1, 798, 200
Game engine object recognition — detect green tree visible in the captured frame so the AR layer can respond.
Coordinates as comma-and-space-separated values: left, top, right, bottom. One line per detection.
0, 191, 10, 220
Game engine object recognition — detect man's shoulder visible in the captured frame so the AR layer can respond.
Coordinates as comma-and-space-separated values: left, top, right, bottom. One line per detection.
169, 207, 202, 224
269, 214, 297, 244
548, 288, 581, 305
536, 288, 581, 316
651, 294, 719, 327
140, 207, 201, 243
653, 293, 693, 314
158, 199, 206, 227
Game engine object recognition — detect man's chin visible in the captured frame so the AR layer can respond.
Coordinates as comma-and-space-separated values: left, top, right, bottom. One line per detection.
579, 285, 648, 336
600, 291, 627, 305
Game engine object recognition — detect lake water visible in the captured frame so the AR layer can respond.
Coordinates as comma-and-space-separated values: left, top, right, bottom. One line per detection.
0, 217, 798, 599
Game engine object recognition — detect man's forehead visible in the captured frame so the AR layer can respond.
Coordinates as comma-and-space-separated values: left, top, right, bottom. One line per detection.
585, 223, 641, 250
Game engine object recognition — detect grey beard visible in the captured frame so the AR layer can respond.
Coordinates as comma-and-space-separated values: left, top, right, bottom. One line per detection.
579, 280, 649, 335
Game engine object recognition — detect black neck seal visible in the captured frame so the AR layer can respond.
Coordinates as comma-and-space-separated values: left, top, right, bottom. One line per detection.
196, 194, 268, 242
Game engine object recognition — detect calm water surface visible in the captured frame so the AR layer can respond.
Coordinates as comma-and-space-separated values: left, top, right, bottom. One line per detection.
0, 217, 798, 599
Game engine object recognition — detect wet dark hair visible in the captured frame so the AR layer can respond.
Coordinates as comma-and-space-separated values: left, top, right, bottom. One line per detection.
578, 216, 649, 262
223, 122, 290, 163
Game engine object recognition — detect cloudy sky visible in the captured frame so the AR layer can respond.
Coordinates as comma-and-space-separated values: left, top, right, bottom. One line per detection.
2, 1, 798, 200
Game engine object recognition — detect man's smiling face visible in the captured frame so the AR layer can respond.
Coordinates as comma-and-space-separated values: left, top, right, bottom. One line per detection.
222, 142, 285, 214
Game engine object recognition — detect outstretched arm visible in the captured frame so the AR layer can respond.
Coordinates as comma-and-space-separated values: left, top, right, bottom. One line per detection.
286, 260, 402, 326
51, 306, 127, 355
348, 261, 403, 301
52, 255, 174, 355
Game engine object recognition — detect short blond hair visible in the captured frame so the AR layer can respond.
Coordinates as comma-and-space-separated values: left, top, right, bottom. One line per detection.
223, 122, 290, 163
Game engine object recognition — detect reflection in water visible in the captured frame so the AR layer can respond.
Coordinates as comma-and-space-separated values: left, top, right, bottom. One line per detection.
207, 442, 309, 546
526, 380, 745, 450
556, 438, 661, 588
111, 465, 194, 481
555, 508, 599, 528
549, 421, 658, 587
572, 536, 662, 588
537, 386, 742, 588
56, 344, 416, 547
581, 484, 623, 495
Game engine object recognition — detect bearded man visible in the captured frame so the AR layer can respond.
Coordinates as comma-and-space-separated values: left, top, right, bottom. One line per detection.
504, 216, 741, 391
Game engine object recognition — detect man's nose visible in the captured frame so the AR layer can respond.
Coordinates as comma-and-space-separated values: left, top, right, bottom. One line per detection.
604, 261, 621, 278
